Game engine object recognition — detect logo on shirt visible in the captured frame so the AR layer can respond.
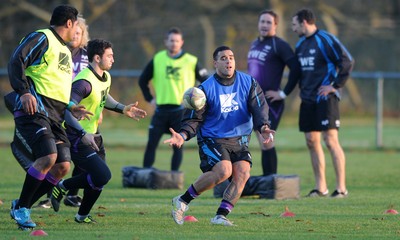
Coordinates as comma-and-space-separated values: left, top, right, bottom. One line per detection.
166, 66, 181, 81
299, 48, 316, 71
220, 92, 239, 113
247, 45, 271, 62
58, 52, 71, 74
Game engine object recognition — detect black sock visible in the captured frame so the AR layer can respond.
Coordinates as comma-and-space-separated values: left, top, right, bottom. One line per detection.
180, 184, 198, 204
30, 180, 54, 208
78, 188, 102, 216
63, 173, 90, 190
68, 166, 82, 196
216, 199, 234, 217
262, 148, 277, 176
17, 173, 43, 208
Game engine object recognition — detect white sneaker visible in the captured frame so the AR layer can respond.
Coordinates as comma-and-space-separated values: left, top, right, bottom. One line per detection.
210, 215, 235, 226
171, 196, 188, 225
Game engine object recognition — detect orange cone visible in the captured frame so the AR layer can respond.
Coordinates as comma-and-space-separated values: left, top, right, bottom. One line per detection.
184, 215, 198, 222
385, 209, 398, 214
280, 206, 295, 217
30, 229, 48, 236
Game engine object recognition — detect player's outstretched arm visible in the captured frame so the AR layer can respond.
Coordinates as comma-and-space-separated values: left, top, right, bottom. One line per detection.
105, 94, 147, 120
163, 128, 185, 148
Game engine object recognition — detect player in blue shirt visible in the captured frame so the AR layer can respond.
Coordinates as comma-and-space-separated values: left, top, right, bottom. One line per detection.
165, 46, 275, 226
284, 8, 354, 198
248, 9, 301, 176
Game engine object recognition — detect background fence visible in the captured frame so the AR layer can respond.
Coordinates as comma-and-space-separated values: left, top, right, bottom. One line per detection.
0, 69, 399, 148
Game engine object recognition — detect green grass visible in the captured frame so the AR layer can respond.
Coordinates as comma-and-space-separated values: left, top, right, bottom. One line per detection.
0, 116, 399, 239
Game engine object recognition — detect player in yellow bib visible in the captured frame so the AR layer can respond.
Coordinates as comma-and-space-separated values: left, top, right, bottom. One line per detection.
139, 27, 208, 171
49, 39, 147, 223
7, 5, 91, 230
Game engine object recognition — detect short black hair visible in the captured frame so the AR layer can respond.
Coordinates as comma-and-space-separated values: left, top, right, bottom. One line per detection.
50, 5, 78, 26
87, 39, 113, 62
213, 46, 231, 60
294, 8, 316, 25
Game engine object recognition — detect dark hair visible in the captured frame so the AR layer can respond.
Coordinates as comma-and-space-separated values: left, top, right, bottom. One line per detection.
87, 39, 113, 62
166, 27, 183, 39
50, 5, 78, 26
259, 9, 279, 24
294, 8, 316, 24
213, 46, 231, 60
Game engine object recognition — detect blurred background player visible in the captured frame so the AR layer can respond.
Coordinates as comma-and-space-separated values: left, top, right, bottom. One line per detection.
288, 8, 354, 197
139, 27, 208, 171
247, 9, 300, 176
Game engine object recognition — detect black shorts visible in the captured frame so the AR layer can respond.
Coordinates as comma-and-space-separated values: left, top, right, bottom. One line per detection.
266, 98, 284, 130
15, 114, 70, 161
299, 94, 340, 132
198, 136, 252, 173
150, 107, 184, 134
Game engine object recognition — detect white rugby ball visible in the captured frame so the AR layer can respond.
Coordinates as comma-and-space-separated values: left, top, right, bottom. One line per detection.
182, 87, 206, 110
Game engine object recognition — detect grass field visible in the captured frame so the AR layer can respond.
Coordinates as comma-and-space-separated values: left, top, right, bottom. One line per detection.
0, 115, 399, 239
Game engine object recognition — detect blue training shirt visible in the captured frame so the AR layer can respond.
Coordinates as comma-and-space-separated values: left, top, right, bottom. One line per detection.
295, 29, 354, 103
199, 71, 255, 138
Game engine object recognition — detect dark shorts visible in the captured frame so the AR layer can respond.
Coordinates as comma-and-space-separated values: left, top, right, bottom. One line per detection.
150, 107, 184, 134
266, 98, 285, 130
198, 136, 252, 173
14, 114, 71, 161
299, 94, 340, 132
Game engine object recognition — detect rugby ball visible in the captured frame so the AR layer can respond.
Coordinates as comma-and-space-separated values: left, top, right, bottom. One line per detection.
182, 87, 206, 110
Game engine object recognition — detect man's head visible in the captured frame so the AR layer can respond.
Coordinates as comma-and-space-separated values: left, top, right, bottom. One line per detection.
87, 39, 114, 71
292, 8, 317, 37
258, 10, 278, 38
164, 27, 184, 56
213, 46, 235, 79
50, 5, 78, 26
50, 5, 79, 42
68, 17, 90, 49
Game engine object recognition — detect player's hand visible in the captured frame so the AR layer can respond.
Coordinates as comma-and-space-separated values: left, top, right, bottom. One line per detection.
318, 85, 336, 96
20, 93, 37, 115
81, 133, 100, 152
260, 125, 275, 144
265, 90, 282, 102
163, 128, 184, 148
123, 101, 147, 121
70, 104, 93, 120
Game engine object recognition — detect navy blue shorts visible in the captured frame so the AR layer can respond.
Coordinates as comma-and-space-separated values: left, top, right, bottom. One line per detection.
198, 136, 252, 173
299, 94, 340, 132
